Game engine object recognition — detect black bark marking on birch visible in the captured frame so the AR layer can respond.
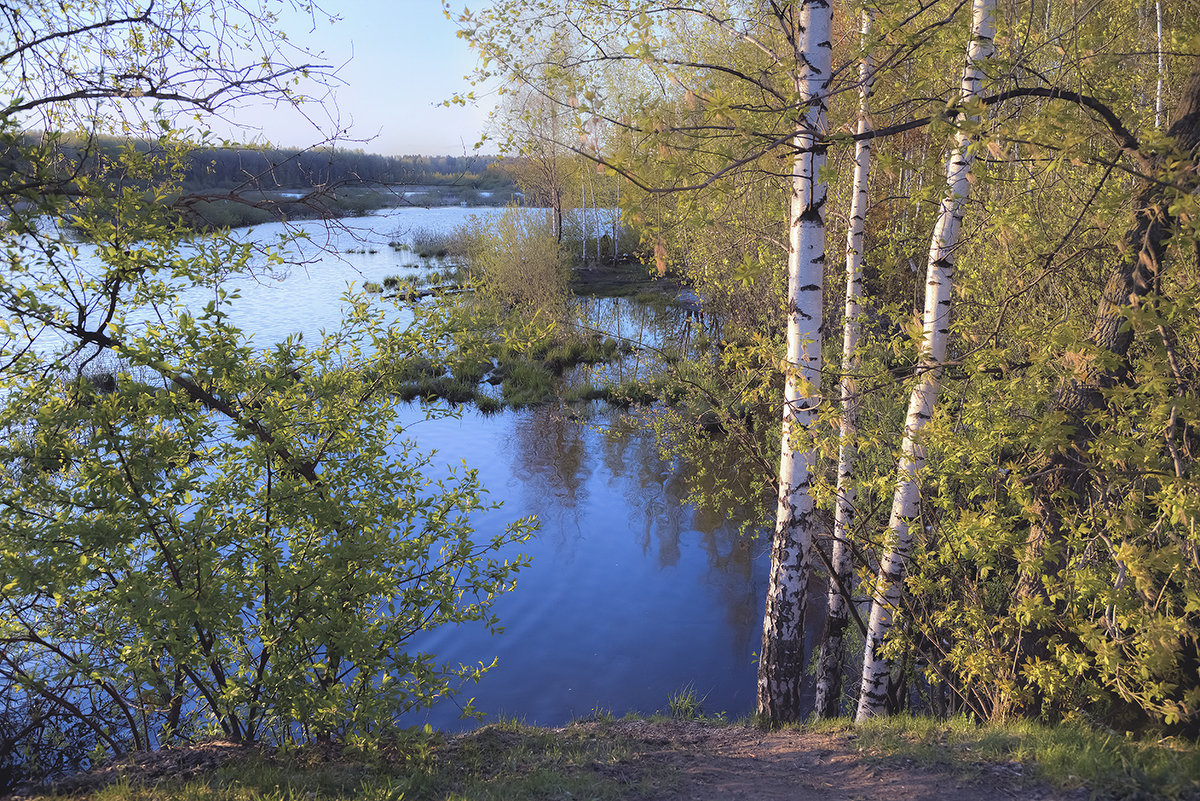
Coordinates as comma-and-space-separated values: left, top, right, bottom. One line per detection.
800, 205, 824, 223
861, 682, 889, 710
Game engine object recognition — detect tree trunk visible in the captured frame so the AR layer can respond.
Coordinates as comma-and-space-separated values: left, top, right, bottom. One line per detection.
856, 0, 996, 722
1156, 0, 1165, 129
756, 0, 833, 726
1014, 54, 1200, 698
814, 6, 874, 721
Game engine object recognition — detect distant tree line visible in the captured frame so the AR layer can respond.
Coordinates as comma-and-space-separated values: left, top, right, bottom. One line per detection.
0, 133, 516, 194
181, 148, 515, 191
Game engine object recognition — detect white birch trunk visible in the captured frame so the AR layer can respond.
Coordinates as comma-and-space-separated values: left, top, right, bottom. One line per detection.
855, 0, 996, 722
814, 6, 874, 720
1156, 0, 1164, 129
756, 0, 832, 725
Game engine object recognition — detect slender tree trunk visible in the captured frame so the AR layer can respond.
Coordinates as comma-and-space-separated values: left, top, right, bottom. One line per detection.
814, 6, 874, 720
855, 0, 996, 722
1015, 56, 1200, 698
553, 197, 564, 243
1156, 0, 1165, 129
613, 175, 621, 263
756, 0, 833, 726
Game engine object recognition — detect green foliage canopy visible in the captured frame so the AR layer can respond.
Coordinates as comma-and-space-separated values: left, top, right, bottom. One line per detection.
456, 0, 1200, 731
0, 1, 534, 774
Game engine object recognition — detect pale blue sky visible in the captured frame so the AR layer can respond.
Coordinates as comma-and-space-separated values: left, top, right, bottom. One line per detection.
220, 1, 494, 156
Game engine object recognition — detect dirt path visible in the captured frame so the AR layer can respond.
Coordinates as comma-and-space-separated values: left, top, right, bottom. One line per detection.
580, 720, 1087, 801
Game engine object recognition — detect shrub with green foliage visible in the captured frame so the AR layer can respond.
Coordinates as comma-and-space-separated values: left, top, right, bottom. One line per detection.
0, 136, 535, 763
464, 208, 572, 325
877, 284, 1200, 733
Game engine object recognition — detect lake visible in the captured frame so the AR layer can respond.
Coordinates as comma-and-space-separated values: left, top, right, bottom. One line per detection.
208, 206, 782, 729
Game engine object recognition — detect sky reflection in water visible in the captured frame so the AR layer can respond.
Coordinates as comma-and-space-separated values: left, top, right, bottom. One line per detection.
215, 207, 777, 728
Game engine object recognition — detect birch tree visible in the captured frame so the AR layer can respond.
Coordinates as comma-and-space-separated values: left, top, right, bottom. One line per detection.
856, 0, 996, 721
813, 6, 873, 721
754, 0, 833, 725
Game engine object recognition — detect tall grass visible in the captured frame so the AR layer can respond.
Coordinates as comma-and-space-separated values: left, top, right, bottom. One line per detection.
410, 227, 470, 260
812, 713, 1200, 800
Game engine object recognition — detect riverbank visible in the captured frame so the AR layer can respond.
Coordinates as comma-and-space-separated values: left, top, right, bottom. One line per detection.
8, 715, 1198, 800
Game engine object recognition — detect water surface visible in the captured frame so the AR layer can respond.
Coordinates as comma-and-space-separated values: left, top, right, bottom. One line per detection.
220, 207, 778, 728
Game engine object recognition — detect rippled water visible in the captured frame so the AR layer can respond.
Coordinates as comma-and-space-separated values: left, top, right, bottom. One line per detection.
216, 207, 778, 728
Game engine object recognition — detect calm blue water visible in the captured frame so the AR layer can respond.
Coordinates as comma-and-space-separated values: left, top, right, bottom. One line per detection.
206, 207, 776, 728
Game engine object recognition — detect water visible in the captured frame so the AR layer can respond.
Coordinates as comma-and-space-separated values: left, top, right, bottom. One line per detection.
396, 406, 769, 729
178, 206, 777, 728
208, 206, 509, 342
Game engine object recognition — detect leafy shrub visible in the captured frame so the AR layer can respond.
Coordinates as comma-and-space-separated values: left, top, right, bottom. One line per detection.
884, 295, 1200, 733
464, 208, 571, 324
0, 256, 534, 755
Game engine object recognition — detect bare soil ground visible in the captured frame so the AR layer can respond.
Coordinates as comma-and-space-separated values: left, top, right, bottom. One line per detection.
6, 720, 1090, 800
581, 719, 1088, 801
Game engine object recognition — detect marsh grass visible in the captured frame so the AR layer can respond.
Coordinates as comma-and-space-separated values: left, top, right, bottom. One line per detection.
475, 394, 502, 415
394, 382, 422, 403
500, 361, 555, 408
430, 376, 477, 405
597, 379, 659, 408
410, 227, 469, 260
562, 383, 608, 405
541, 335, 621, 374
451, 358, 492, 386
392, 356, 443, 385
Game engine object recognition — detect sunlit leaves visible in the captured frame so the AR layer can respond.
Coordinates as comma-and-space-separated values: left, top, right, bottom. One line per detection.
0, 116, 533, 760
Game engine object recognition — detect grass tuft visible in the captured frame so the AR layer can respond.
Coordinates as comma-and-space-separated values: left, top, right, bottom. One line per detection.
430, 376, 477, 405
475, 394, 502, 415
667, 684, 705, 721
500, 361, 554, 408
